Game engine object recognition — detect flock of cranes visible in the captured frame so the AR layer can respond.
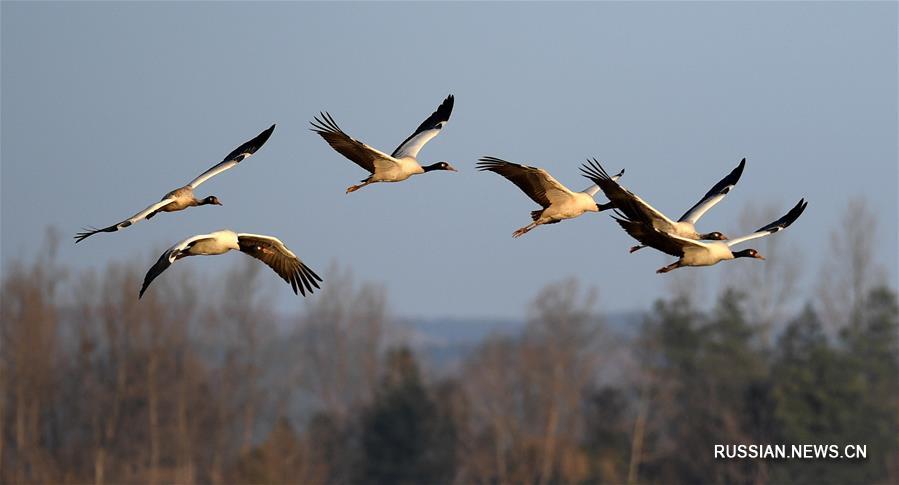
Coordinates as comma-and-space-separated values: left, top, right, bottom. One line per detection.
76, 94, 807, 297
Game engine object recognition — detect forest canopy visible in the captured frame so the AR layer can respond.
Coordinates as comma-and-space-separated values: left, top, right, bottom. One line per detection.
2, 202, 897, 484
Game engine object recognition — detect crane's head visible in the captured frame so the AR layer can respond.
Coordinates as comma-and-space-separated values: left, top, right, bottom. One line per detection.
701, 231, 727, 241
202, 195, 223, 206
423, 161, 458, 173
733, 248, 765, 260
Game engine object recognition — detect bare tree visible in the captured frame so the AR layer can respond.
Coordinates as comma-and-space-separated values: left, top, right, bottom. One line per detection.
0, 231, 64, 483
56, 246, 204, 484
526, 278, 601, 485
194, 258, 277, 481
454, 278, 604, 484
817, 197, 886, 331
294, 263, 388, 422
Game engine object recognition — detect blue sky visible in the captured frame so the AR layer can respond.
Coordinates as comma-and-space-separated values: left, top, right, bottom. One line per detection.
2, 2, 896, 319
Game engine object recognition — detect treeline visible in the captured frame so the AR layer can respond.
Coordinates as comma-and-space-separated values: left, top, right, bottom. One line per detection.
1, 202, 897, 484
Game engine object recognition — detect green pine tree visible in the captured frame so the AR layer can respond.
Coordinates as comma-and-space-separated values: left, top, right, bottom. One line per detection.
769, 293, 898, 485
356, 347, 455, 485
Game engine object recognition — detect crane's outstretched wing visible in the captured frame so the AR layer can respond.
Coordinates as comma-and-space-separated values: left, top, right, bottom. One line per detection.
726, 199, 808, 247
75, 198, 175, 243
478, 156, 574, 208
677, 158, 746, 224
187, 124, 276, 189
311, 113, 397, 174
237, 233, 322, 296
391, 94, 454, 159
581, 158, 676, 229
138, 234, 212, 298
581, 169, 624, 197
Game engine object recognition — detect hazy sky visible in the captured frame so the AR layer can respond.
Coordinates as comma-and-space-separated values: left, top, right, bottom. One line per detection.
2, 2, 896, 319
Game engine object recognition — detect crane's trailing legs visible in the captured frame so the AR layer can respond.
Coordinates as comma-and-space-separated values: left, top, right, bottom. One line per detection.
513, 222, 539, 238
346, 180, 373, 194
656, 261, 682, 274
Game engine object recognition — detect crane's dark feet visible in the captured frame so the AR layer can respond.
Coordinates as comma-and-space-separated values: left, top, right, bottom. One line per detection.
656, 262, 680, 274
512, 226, 532, 238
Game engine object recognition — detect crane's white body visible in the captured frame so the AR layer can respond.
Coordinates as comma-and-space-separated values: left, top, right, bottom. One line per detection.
679, 240, 735, 267
537, 190, 600, 223
181, 230, 240, 256
371, 156, 427, 183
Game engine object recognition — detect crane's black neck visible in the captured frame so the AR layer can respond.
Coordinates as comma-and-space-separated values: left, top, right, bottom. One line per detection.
597, 202, 615, 212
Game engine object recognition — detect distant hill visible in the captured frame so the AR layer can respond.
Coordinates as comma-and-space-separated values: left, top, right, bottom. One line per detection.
393, 311, 644, 372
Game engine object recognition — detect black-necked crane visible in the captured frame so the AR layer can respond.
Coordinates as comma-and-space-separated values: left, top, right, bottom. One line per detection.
613, 199, 808, 273
478, 156, 623, 238
580, 157, 746, 251
139, 230, 321, 298
311, 95, 457, 193
75, 124, 275, 243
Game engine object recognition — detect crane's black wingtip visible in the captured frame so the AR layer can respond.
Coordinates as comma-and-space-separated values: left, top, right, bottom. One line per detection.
256, 124, 275, 140
756, 197, 809, 233
722, 157, 747, 186
223, 123, 277, 161
477, 156, 498, 163
73, 227, 103, 243
476, 156, 511, 171
785, 198, 808, 226
138, 278, 153, 299
580, 158, 613, 182
307, 265, 323, 284
435, 94, 454, 119
728, 158, 746, 179
256, 123, 276, 143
